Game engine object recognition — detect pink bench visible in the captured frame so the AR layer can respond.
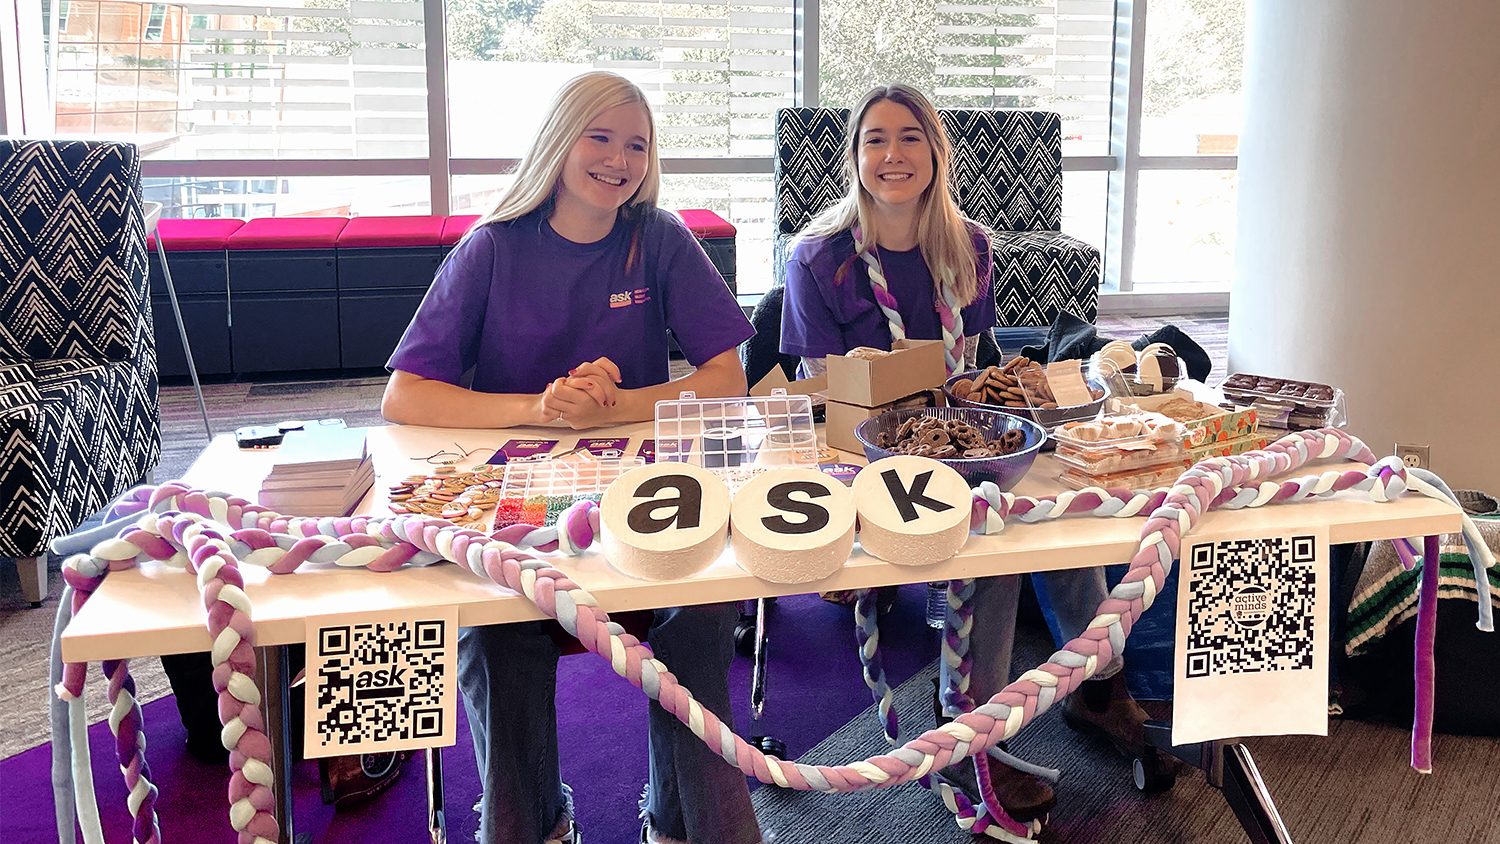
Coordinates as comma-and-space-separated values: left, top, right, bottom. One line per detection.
151, 210, 737, 376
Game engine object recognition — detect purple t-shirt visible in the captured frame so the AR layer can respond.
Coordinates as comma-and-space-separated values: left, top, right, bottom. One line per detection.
780, 228, 996, 358
388, 206, 752, 394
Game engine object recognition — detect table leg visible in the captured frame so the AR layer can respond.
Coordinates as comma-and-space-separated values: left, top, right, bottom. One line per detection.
1144, 721, 1293, 844
426, 747, 447, 844
258, 644, 297, 843
1221, 743, 1294, 844
750, 596, 769, 720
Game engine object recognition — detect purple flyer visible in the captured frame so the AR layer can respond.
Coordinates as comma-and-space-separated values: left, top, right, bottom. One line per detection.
486, 438, 558, 464
576, 437, 630, 458
635, 439, 656, 464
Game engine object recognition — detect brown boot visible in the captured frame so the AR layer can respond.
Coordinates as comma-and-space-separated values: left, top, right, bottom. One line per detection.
931, 678, 1055, 822
1061, 672, 1150, 758
938, 753, 1057, 823
319, 750, 411, 812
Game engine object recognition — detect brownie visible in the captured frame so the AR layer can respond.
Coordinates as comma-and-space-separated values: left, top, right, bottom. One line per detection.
1223, 372, 1336, 406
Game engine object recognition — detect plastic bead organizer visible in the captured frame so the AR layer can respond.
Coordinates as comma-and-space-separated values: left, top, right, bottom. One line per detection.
494, 455, 645, 529
654, 389, 818, 492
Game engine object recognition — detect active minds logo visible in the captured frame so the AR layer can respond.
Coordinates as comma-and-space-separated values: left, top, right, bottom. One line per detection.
609, 288, 650, 309
1230, 585, 1270, 628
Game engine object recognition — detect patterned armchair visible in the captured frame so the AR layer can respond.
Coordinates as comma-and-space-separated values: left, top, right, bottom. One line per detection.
0, 140, 160, 605
774, 108, 1101, 327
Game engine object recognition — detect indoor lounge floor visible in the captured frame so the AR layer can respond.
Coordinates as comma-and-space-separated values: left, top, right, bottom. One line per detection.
4, 313, 1496, 844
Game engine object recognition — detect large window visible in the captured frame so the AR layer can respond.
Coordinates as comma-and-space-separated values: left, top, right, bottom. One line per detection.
28, 0, 1244, 297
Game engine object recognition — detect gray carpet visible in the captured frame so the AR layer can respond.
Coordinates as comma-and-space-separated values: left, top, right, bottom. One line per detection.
751, 628, 1500, 844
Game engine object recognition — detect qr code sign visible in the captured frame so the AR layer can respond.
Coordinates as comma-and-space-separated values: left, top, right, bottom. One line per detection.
304, 608, 458, 758
1184, 535, 1319, 679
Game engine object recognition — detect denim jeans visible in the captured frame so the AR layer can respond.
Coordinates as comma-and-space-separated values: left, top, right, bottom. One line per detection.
945, 568, 1122, 708
458, 602, 761, 844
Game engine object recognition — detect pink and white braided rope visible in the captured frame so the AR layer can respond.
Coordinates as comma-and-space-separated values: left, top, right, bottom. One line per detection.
850, 428, 1494, 840
51, 428, 1492, 844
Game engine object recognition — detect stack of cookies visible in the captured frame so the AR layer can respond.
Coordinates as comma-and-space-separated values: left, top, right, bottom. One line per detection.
949, 356, 1033, 408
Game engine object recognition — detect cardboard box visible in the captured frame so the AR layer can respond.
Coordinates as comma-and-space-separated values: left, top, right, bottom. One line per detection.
749, 365, 827, 399
824, 390, 941, 454
1183, 433, 1269, 466
1119, 389, 1259, 448
826, 339, 946, 408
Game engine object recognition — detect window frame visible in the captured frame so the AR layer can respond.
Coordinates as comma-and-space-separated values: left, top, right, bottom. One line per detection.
23, 0, 1236, 301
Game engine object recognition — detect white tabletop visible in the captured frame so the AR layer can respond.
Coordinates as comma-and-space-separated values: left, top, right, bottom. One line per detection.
61, 420, 1463, 663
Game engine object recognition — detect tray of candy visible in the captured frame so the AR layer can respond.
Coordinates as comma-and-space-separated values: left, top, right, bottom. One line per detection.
1221, 373, 1340, 408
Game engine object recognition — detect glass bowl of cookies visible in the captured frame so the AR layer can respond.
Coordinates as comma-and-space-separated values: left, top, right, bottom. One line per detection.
945, 356, 1122, 436
854, 406, 1046, 490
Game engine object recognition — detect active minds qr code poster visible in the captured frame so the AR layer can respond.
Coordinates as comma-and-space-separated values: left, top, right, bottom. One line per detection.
304, 606, 459, 759
1173, 527, 1330, 746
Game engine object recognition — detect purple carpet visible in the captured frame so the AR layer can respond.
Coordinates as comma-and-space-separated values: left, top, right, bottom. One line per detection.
1, 590, 940, 844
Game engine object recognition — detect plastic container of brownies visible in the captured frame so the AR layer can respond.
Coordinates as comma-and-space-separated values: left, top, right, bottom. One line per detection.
1220, 373, 1348, 431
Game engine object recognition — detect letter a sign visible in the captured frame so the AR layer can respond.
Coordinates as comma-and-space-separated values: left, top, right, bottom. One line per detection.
852, 456, 971, 566
602, 462, 731, 581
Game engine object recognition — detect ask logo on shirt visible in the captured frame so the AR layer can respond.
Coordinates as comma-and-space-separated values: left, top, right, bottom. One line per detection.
609, 288, 651, 309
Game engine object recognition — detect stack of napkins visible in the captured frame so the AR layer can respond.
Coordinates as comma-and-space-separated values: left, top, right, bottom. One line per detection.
258, 427, 375, 516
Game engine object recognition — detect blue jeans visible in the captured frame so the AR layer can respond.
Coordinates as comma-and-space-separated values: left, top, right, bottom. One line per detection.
458, 602, 761, 844
945, 568, 1121, 708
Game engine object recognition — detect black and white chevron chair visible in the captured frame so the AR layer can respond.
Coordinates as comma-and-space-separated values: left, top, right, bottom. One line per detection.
774, 108, 1101, 327
0, 140, 161, 605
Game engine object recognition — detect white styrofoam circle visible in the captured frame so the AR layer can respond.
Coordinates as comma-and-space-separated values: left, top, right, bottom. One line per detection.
601, 462, 731, 581
850, 456, 971, 566
730, 467, 856, 584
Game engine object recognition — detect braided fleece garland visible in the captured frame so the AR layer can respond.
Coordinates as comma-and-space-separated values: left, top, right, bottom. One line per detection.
50, 429, 1494, 844
850, 427, 1496, 840
851, 224, 964, 374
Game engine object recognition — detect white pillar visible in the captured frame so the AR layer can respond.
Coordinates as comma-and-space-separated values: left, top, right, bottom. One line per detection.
1231, 0, 1500, 492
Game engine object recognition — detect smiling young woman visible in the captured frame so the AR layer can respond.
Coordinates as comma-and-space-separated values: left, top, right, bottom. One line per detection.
780, 83, 991, 379
779, 83, 1157, 833
380, 71, 763, 844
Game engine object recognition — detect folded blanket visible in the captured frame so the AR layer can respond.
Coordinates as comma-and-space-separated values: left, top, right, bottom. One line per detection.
1347, 511, 1500, 657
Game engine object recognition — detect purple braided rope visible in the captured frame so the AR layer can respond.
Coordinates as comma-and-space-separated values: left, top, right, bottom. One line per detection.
1413, 533, 1439, 773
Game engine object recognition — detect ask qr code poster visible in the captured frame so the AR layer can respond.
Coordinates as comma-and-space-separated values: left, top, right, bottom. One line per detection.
303, 606, 459, 759
1173, 527, 1330, 746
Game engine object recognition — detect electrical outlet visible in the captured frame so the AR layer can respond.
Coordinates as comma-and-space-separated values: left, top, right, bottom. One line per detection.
1395, 443, 1430, 470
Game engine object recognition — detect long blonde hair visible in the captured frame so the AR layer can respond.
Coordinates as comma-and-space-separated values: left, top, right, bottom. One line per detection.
474, 72, 661, 264
797, 84, 988, 307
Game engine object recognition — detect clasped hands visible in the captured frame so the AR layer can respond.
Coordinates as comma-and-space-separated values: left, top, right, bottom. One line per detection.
539, 357, 625, 429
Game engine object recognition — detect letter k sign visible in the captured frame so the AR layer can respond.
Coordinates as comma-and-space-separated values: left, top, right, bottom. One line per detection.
880, 468, 954, 523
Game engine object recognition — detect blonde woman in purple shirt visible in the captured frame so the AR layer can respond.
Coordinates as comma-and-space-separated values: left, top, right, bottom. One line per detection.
384, 72, 762, 844
780, 84, 1155, 827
